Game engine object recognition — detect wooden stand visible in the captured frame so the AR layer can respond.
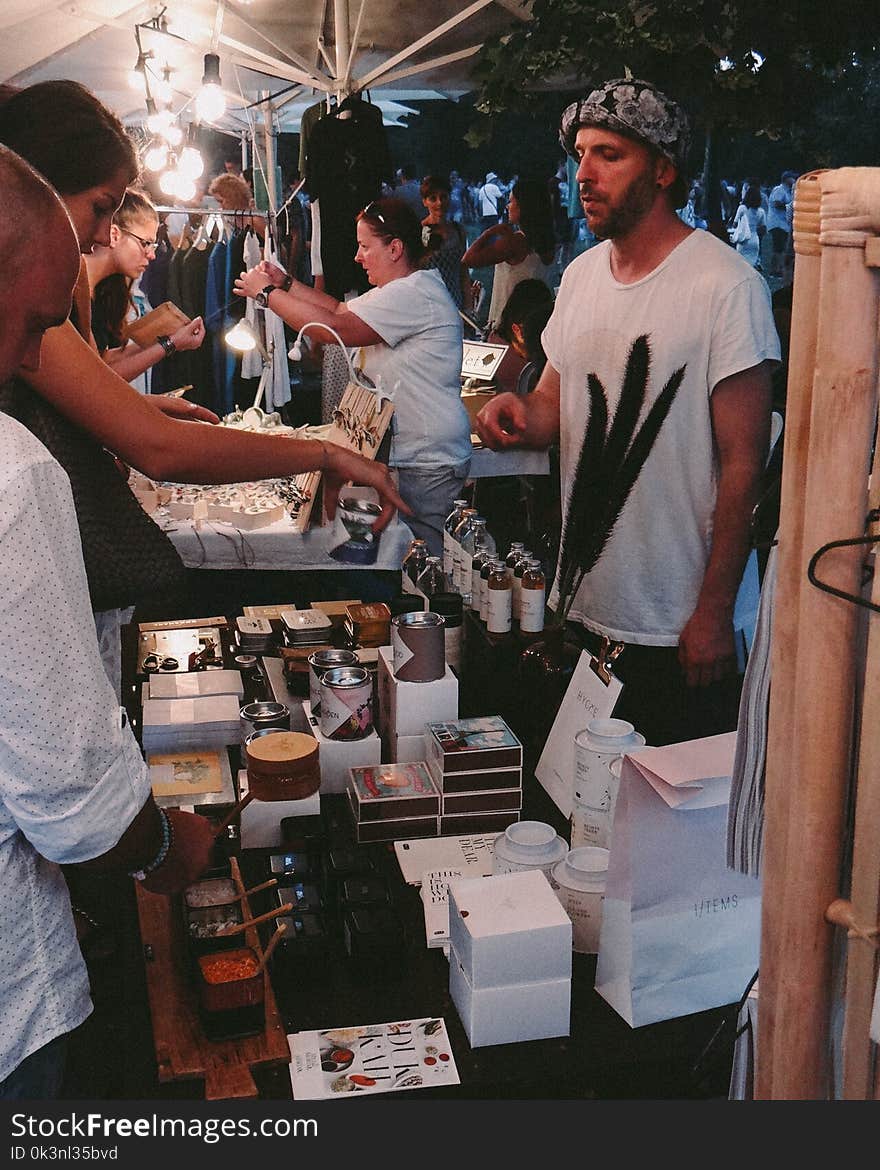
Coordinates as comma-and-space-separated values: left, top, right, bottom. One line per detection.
135, 856, 290, 1100
759, 168, 880, 1098
291, 382, 395, 532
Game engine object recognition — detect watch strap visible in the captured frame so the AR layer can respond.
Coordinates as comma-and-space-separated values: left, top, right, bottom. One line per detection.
280, 273, 293, 292
258, 284, 276, 306
156, 334, 176, 357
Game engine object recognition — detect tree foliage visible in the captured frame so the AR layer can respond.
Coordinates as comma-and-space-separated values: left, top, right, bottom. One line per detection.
469, 1, 875, 147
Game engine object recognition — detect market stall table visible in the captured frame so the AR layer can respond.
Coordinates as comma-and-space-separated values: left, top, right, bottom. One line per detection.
116, 625, 735, 1102
162, 513, 415, 572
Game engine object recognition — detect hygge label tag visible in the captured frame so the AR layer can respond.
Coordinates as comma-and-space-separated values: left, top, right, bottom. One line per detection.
534, 651, 622, 817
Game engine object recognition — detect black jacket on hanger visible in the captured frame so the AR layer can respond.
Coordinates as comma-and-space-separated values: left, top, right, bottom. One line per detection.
305, 94, 394, 299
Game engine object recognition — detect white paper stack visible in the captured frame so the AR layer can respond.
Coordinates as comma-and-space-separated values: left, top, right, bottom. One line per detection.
420, 868, 464, 952
141, 694, 242, 753
146, 669, 244, 701
727, 545, 777, 876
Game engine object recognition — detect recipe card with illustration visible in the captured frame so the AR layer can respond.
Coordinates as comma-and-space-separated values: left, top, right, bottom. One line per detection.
288, 1018, 459, 1099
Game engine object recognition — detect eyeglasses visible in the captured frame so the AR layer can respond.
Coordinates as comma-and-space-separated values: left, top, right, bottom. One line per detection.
120, 228, 159, 254
360, 202, 386, 225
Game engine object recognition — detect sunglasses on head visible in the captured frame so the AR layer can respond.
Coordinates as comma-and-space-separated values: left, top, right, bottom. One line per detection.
360, 201, 386, 225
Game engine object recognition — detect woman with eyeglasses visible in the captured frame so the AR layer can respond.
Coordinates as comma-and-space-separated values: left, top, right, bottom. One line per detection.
0, 80, 409, 683
235, 196, 472, 556
84, 188, 205, 386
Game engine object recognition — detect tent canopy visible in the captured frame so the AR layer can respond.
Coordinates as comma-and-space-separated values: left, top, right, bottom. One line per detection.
0, 1, 533, 130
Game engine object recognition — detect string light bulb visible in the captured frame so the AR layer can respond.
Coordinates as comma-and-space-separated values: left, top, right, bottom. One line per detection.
159, 169, 180, 197
144, 144, 168, 173
179, 146, 204, 181
196, 52, 226, 123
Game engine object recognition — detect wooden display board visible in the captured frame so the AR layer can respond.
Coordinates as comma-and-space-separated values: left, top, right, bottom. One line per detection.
291, 382, 394, 533
135, 856, 290, 1100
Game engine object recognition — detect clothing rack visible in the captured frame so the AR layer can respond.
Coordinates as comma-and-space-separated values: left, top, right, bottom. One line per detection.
153, 205, 270, 220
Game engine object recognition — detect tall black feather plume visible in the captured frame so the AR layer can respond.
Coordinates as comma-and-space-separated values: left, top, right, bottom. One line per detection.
557, 372, 608, 612
583, 364, 686, 572
553, 336, 686, 625
601, 335, 651, 476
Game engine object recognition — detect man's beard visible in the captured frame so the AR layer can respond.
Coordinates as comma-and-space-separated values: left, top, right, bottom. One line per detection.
583, 168, 658, 240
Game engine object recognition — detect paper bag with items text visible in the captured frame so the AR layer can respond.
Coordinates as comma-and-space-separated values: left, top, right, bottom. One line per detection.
595, 732, 761, 1028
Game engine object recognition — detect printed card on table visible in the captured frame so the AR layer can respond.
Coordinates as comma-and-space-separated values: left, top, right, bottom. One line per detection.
534, 650, 622, 817
288, 1018, 459, 1099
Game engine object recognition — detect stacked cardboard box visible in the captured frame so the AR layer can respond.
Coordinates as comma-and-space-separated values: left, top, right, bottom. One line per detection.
346, 762, 441, 844
448, 870, 572, 1047
424, 715, 522, 836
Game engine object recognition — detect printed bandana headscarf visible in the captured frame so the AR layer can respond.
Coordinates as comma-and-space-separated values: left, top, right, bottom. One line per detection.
559, 78, 690, 174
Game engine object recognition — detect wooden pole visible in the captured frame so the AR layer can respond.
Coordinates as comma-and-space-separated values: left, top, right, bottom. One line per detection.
764, 168, 880, 1098
839, 401, 880, 1096
756, 172, 823, 1098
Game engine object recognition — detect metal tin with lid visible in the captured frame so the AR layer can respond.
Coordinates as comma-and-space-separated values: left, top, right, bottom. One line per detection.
572, 719, 645, 849
308, 648, 359, 716
318, 666, 374, 741
491, 820, 567, 886
552, 846, 609, 953
239, 700, 290, 747
391, 610, 445, 682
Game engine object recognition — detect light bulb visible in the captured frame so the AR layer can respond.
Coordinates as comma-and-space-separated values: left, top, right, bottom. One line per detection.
288, 341, 303, 361
159, 169, 180, 197
179, 147, 204, 181
163, 123, 183, 147
175, 174, 196, 202
144, 144, 168, 173
196, 83, 226, 124
153, 76, 172, 105
147, 108, 172, 136
225, 322, 257, 352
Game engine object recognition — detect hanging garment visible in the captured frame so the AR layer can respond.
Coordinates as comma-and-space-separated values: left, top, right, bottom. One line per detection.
261, 233, 292, 413
241, 228, 264, 381
180, 238, 217, 409
305, 94, 394, 299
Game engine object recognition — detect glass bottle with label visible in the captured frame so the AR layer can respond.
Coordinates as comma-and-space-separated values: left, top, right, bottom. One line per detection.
459, 516, 488, 607
402, 538, 429, 584
505, 542, 525, 577
519, 558, 546, 633
430, 591, 463, 674
443, 498, 469, 581
487, 559, 513, 634
479, 553, 495, 621
471, 547, 491, 614
512, 548, 533, 622
451, 508, 478, 593
416, 556, 447, 598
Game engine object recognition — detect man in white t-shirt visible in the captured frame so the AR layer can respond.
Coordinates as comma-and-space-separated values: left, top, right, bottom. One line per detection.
0, 147, 215, 1100
476, 80, 780, 746
478, 172, 505, 229
767, 170, 796, 279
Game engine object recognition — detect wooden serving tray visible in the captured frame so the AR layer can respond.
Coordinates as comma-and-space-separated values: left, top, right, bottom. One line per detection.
135, 856, 290, 1100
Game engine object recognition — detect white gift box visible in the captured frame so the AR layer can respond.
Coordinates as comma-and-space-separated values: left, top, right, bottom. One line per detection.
377, 644, 458, 738
236, 769, 320, 849
299, 701, 380, 794
449, 944, 571, 1047
383, 731, 428, 764
448, 870, 572, 989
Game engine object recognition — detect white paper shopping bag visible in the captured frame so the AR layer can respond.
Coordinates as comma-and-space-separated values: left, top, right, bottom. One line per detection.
595, 733, 761, 1028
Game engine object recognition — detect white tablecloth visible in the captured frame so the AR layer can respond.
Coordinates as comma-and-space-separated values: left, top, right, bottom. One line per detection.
469, 445, 550, 478
163, 513, 415, 572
